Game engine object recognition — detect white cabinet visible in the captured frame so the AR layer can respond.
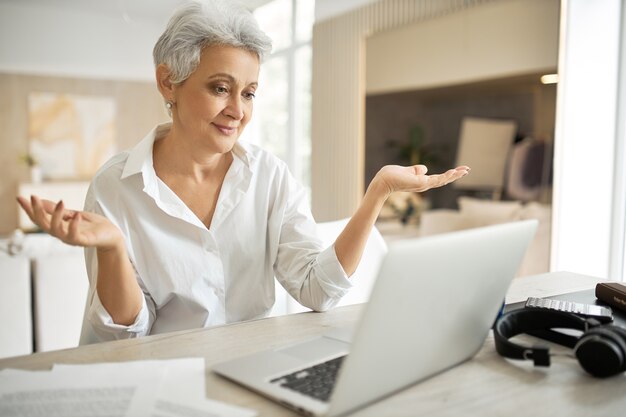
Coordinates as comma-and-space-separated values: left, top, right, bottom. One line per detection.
17, 181, 90, 231
0, 256, 32, 358
0, 234, 88, 358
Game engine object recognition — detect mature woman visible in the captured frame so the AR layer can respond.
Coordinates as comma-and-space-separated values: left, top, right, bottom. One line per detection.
18, 0, 469, 344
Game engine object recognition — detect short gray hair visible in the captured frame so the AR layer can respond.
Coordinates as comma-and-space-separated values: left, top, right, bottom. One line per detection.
153, 0, 272, 84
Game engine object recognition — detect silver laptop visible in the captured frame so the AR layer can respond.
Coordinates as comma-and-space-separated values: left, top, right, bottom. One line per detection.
213, 220, 537, 416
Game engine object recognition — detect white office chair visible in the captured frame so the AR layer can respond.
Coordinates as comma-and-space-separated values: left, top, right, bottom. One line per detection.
273, 218, 388, 315
454, 116, 517, 199
32, 250, 89, 352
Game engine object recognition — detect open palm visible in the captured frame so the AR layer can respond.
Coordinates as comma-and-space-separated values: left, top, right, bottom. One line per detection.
375, 164, 470, 195
17, 196, 123, 250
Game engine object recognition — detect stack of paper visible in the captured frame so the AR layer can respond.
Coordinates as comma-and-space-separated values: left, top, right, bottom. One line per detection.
0, 358, 256, 417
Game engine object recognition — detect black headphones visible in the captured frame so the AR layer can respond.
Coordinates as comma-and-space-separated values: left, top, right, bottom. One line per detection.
493, 308, 626, 378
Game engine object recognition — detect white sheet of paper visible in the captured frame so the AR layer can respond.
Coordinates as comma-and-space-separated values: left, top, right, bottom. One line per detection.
53, 358, 256, 417
54, 358, 205, 399
0, 364, 165, 417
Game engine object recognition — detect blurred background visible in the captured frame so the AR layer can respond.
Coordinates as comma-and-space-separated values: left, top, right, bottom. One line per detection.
0, 0, 624, 360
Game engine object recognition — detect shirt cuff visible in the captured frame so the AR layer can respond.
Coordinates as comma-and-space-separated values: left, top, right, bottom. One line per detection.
314, 245, 353, 299
88, 291, 150, 337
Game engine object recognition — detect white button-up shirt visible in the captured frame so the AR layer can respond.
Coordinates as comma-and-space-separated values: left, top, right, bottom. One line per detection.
79, 123, 352, 344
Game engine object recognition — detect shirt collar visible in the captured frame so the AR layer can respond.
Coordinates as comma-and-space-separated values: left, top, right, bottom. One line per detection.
233, 139, 254, 167
120, 122, 255, 181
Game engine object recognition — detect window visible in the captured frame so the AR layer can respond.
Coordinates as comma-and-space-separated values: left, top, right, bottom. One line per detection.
249, 0, 315, 192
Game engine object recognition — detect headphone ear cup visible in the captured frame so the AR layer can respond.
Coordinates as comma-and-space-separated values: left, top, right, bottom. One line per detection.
601, 324, 626, 346
598, 325, 626, 373
575, 327, 626, 378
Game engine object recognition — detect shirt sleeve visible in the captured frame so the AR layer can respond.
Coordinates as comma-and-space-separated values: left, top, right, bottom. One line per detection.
272, 168, 353, 312
79, 183, 156, 344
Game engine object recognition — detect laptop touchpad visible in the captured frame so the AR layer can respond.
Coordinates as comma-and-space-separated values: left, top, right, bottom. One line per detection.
278, 337, 350, 362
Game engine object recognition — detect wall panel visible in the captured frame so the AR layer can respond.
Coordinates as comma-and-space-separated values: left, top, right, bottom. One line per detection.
0, 72, 168, 234
311, 0, 497, 221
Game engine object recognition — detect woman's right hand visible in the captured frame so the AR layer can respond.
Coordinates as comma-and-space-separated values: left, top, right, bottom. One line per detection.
17, 195, 123, 250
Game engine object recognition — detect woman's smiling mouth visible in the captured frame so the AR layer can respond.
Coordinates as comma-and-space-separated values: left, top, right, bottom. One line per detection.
213, 123, 237, 135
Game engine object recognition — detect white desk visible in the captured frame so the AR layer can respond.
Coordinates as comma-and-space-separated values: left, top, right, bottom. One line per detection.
0, 272, 624, 416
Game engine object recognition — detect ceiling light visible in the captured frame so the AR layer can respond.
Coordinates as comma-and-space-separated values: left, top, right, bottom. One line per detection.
541, 74, 559, 84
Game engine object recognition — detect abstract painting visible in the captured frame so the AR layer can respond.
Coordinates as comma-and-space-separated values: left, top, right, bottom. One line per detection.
28, 92, 117, 180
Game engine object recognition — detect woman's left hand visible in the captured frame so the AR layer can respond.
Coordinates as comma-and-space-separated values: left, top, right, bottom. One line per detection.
372, 164, 470, 197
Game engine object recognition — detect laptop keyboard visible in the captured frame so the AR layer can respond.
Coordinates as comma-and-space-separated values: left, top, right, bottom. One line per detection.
269, 355, 346, 402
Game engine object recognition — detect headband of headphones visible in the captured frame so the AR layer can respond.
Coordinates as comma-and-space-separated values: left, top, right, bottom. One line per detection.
493, 308, 601, 367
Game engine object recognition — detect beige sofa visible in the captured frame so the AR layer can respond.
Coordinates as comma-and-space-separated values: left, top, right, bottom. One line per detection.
419, 197, 552, 277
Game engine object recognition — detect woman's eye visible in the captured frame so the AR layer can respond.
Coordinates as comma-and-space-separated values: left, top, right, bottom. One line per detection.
243, 92, 256, 100
213, 85, 228, 94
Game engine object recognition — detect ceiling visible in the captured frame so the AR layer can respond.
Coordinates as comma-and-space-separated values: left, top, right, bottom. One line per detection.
0, 0, 274, 21
0, 0, 379, 23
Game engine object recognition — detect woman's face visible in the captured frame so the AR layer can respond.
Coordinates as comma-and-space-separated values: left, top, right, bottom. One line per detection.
171, 44, 260, 154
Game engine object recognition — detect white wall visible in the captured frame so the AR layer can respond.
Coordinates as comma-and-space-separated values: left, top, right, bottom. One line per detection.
552, 0, 623, 279
0, 2, 165, 81
366, 0, 560, 94
615, 0, 626, 282
315, 0, 380, 23
0, 0, 378, 81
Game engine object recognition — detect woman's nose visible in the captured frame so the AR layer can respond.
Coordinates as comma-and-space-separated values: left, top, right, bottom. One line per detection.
223, 96, 244, 120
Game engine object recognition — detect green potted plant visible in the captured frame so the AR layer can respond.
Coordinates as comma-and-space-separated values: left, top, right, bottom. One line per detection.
387, 124, 441, 167
19, 153, 42, 183
383, 124, 442, 225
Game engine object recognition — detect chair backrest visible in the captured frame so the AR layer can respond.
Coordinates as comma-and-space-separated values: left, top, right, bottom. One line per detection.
33, 251, 88, 352
454, 116, 517, 197
282, 218, 388, 314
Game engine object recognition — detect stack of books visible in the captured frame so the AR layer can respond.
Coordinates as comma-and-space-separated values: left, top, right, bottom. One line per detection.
596, 282, 626, 313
